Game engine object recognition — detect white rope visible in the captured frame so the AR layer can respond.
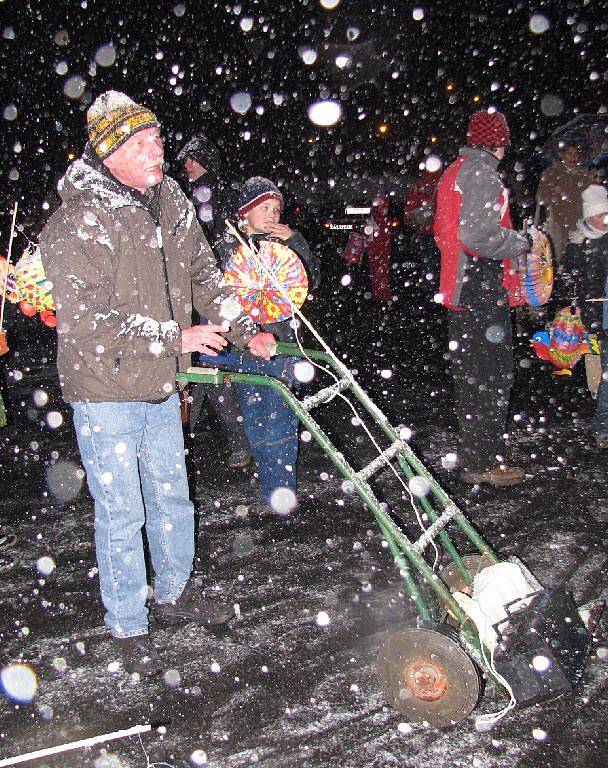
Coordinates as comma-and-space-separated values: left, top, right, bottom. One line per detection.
475, 640, 517, 728
138, 732, 176, 768
224, 221, 440, 568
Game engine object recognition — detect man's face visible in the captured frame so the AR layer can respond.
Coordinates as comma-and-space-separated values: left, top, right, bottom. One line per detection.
184, 157, 207, 182
561, 146, 580, 168
103, 127, 164, 193
244, 198, 282, 233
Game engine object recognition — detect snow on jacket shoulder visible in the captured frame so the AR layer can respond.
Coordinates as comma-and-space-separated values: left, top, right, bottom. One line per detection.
39, 147, 256, 403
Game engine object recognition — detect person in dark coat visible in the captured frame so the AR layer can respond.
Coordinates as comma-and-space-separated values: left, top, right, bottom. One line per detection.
177, 132, 236, 244
403, 166, 442, 291
562, 184, 608, 446
178, 133, 251, 467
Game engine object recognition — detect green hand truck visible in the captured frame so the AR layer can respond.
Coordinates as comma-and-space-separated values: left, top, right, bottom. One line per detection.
178, 342, 603, 728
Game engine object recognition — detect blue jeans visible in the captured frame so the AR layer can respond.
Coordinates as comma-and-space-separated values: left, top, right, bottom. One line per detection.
199, 352, 299, 504
72, 395, 194, 638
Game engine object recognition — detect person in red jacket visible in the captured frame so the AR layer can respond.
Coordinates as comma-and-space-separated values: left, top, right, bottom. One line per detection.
434, 110, 529, 486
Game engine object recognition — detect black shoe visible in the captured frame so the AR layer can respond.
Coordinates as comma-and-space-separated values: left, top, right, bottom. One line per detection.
458, 465, 525, 487
0, 533, 17, 549
227, 449, 252, 468
0, 550, 19, 574
114, 635, 162, 675
154, 586, 233, 626
249, 502, 276, 518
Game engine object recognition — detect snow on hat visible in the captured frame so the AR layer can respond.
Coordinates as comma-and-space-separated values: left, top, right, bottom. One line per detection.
177, 133, 222, 176
582, 184, 608, 219
237, 176, 284, 219
467, 109, 510, 150
87, 91, 159, 160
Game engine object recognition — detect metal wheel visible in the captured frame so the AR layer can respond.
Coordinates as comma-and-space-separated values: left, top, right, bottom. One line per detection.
441, 553, 493, 596
376, 625, 481, 727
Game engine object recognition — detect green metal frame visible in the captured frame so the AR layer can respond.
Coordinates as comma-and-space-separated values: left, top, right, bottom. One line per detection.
177, 343, 505, 688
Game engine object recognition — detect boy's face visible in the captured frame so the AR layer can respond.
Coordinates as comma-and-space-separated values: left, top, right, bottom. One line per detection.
587, 213, 608, 232
245, 198, 282, 232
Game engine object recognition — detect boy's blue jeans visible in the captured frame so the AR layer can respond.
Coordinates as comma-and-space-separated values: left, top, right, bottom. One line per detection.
199, 352, 299, 505
72, 394, 194, 638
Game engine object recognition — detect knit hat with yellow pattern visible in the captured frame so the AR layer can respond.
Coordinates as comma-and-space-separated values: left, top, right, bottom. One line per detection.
87, 91, 159, 159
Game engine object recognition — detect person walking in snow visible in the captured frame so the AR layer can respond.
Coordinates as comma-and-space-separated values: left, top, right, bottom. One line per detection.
562, 184, 608, 447
434, 110, 529, 487
39, 91, 275, 674
178, 132, 251, 468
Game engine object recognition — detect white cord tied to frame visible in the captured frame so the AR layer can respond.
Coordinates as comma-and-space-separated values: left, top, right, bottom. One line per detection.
224, 221, 440, 567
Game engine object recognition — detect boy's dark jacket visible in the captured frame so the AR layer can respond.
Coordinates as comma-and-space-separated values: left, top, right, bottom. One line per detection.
215, 228, 321, 342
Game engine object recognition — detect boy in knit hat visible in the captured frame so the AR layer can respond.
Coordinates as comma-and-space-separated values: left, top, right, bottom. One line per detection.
434, 109, 529, 486
39, 91, 275, 673
562, 184, 608, 446
208, 177, 320, 515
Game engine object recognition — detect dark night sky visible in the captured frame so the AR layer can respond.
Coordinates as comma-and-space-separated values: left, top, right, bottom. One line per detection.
0, 0, 606, 236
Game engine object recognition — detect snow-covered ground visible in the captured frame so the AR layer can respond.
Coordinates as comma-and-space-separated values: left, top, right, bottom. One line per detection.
1, 284, 607, 768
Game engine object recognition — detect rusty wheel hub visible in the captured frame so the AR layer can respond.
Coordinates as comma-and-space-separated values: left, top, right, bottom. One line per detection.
403, 658, 447, 701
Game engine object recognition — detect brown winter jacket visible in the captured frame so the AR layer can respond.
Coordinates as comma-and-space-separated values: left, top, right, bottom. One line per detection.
39, 146, 257, 403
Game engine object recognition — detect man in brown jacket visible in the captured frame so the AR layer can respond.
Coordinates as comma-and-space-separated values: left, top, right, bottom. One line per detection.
39, 91, 275, 674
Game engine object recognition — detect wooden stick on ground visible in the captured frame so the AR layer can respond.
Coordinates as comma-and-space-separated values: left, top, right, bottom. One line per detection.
0, 723, 155, 767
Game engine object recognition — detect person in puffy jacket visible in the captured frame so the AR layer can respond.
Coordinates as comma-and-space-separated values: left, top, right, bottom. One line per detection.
434, 110, 529, 487
39, 91, 275, 674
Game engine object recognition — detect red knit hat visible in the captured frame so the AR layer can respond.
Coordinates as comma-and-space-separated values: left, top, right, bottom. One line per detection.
466, 110, 510, 150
